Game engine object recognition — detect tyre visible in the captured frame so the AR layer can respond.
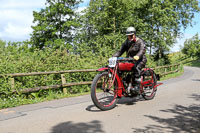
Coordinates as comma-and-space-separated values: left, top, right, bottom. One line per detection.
141, 70, 157, 100
91, 72, 119, 111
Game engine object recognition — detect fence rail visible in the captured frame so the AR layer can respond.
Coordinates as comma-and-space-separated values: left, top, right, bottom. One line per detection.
1, 63, 181, 94
0, 69, 97, 77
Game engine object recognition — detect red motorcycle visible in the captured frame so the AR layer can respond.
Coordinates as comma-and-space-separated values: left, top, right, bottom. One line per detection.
91, 57, 162, 111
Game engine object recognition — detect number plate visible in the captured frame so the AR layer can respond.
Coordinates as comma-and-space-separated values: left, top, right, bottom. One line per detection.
108, 57, 117, 67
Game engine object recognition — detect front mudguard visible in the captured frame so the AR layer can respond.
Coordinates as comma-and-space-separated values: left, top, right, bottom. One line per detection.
97, 67, 108, 72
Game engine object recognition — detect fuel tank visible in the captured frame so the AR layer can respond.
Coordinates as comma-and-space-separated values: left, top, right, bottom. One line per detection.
118, 62, 135, 71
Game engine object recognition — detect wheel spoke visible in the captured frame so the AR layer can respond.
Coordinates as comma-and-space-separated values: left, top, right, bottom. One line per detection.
141, 70, 157, 100
94, 72, 117, 107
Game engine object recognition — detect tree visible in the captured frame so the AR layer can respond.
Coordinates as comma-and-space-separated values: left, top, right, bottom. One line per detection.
78, 0, 139, 57
30, 0, 81, 49
0, 39, 6, 56
182, 33, 200, 58
141, 0, 200, 56
79, 0, 200, 57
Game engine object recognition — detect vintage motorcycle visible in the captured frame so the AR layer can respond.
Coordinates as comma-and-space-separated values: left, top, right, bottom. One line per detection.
91, 57, 162, 111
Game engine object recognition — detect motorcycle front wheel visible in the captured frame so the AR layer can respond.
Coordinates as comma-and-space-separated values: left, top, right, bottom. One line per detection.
91, 72, 119, 111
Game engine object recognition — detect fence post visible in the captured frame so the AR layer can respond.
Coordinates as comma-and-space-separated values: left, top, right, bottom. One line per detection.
159, 67, 161, 75
165, 67, 167, 74
179, 63, 182, 72
156, 67, 159, 75
61, 74, 67, 94
10, 78, 15, 89
178, 64, 180, 72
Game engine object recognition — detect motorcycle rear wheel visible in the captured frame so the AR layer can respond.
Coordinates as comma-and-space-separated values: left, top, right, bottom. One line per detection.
141, 70, 157, 100
91, 72, 119, 111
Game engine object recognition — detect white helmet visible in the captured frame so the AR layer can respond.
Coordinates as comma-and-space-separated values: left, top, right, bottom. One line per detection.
126, 27, 136, 35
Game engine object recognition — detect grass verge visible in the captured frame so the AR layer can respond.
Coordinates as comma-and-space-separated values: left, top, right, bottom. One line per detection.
0, 91, 91, 109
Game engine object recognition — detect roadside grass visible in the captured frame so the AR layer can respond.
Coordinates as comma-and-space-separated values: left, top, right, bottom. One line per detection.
168, 52, 200, 67
0, 90, 91, 109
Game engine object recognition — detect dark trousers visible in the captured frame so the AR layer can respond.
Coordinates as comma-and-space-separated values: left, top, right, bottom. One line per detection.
133, 56, 147, 78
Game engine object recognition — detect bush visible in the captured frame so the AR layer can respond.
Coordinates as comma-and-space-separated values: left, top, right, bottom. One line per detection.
0, 39, 174, 108
182, 33, 200, 58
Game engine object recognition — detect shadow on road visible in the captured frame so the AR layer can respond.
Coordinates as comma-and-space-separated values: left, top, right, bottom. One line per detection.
51, 120, 105, 133
85, 105, 102, 112
86, 97, 139, 112
189, 94, 200, 101
192, 79, 200, 82
132, 94, 200, 133
117, 97, 140, 105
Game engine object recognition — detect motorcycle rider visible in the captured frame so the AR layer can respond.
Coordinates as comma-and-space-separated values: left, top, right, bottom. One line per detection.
113, 27, 147, 93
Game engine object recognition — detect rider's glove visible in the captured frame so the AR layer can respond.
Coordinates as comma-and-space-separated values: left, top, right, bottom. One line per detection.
133, 56, 139, 61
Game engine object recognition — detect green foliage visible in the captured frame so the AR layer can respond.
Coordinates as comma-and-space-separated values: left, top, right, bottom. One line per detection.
182, 33, 200, 58
0, 41, 96, 105
78, 0, 200, 60
167, 51, 200, 67
30, 0, 81, 49
153, 48, 170, 65
78, 0, 141, 57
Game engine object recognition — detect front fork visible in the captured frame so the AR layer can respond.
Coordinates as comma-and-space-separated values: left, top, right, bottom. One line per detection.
107, 67, 125, 98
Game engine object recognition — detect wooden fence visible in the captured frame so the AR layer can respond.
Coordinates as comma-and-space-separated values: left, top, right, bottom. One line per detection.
0, 63, 181, 94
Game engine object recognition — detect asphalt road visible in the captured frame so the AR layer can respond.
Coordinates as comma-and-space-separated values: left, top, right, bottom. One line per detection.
0, 66, 200, 133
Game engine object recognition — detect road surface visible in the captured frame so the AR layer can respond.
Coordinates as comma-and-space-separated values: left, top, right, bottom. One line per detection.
0, 66, 200, 133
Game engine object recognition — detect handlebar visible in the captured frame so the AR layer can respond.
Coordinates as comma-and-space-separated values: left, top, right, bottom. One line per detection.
117, 57, 136, 63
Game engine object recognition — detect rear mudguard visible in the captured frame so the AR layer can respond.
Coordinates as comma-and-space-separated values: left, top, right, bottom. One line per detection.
97, 67, 124, 97
142, 68, 163, 88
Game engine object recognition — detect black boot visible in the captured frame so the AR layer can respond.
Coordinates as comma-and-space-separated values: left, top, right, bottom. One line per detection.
130, 77, 141, 93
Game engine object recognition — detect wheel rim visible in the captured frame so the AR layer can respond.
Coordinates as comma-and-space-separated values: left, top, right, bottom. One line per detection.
95, 73, 117, 107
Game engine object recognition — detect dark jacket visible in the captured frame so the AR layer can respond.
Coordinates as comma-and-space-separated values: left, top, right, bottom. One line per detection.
113, 37, 147, 68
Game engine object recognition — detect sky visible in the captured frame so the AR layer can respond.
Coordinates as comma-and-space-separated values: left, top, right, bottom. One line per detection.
0, 0, 46, 42
0, 0, 199, 52
173, 12, 200, 52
